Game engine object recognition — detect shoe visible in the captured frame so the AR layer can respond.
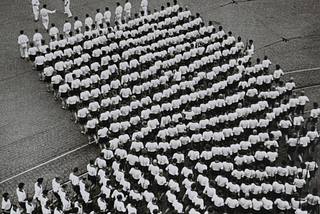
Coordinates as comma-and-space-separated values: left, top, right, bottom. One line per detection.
81, 131, 85, 134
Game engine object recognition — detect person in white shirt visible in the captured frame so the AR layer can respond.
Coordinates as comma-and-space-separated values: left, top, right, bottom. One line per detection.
40, 4, 56, 31
63, 0, 72, 17
1, 194, 11, 214
140, 0, 148, 16
18, 30, 29, 59
52, 176, 62, 201
115, 2, 123, 24
32, 28, 43, 50
16, 183, 27, 210
25, 198, 34, 214
32, 0, 40, 21
297, 91, 309, 115
124, 0, 131, 22
103, 7, 111, 26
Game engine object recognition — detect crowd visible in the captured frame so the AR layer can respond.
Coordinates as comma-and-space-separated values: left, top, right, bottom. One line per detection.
10, 0, 320, 214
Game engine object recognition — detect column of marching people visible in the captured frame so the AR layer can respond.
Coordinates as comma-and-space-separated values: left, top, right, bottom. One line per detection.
11, 0, 320, 214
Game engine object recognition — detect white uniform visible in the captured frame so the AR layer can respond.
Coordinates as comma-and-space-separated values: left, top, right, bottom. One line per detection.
124, 1, 131, 21
40, 7, 56, 30
140, 0, 148, 15
115, 5, 123, 24
63, 21, 71, 37
32, 0, 40, 21
18, 34, 29, 58
64, 0, 72, 17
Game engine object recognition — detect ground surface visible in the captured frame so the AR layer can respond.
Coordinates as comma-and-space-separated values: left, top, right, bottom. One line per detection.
1, 0, 320, 201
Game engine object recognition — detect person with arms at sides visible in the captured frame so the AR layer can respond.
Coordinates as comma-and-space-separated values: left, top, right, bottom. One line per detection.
31, 0, 40, 21
124, 0, 131, 22
18, 30, 29, 59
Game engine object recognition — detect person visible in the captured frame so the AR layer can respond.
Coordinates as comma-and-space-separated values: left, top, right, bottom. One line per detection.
16, 183, 27, 210
51, 71, 63, 100
63, 0, 72, 17
246, 39, 254, 56
74, 16, 83, 32
33, 178, 43, 202
33, 29, 43, 49
86, 115, 99, 144
18, 30, 29, 59
10, 205, 20, 214
115, 2, 123, 24
69, 167, 81, 197
305, 188, 320, 214
104, 7, 111, 25
49, 23, 59, 40
31, 0, 40, 21
25, 198, 34, 214
52, 176, 62, 202
40, 4, 56, 31
124, 0, 131, 22
95, 9, 103, 25
63, 20, 72, 37
1, 193, 11, 214
58, 80, 70, 109
140, 0, 148, 16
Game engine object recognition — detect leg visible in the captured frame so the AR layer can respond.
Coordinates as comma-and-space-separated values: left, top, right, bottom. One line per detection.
42, 18, 49, 30
65, 5, 72, 17
33, 7, 39, 21
19, 45, 24, 58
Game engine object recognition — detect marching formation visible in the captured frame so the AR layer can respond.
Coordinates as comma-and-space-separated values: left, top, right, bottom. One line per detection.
10, 0, 320, 214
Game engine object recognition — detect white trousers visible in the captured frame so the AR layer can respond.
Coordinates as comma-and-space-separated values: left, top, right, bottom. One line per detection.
115, 14, 122, 24
141, 6, 147, 15
20, 44, 28, 58
34, 40, 41, 49
124, 10, 131, 22
42, 17, 49, 30
32, 6, 39, 20
64, 3, 72, 17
